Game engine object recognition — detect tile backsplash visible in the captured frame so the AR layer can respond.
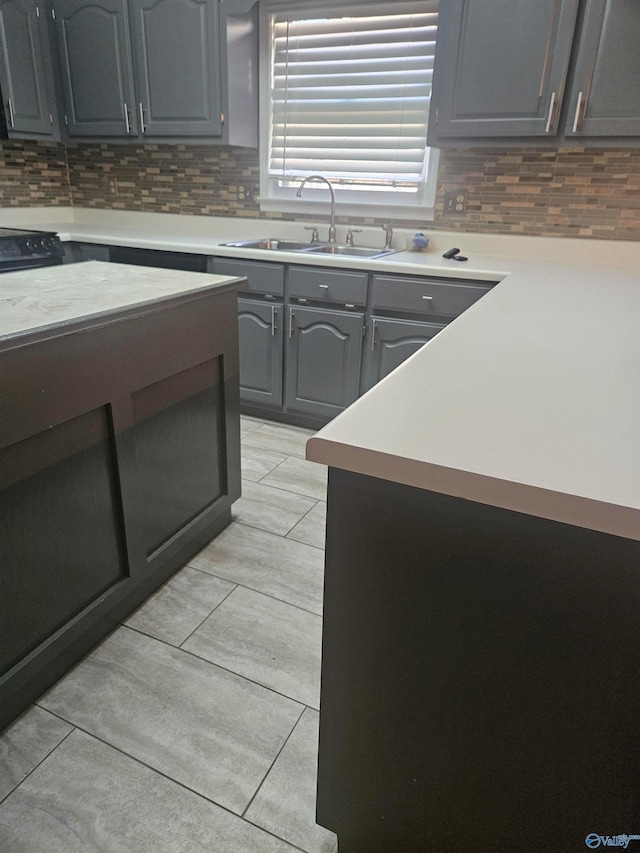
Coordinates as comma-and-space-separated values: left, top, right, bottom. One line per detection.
2, 140, 640, 240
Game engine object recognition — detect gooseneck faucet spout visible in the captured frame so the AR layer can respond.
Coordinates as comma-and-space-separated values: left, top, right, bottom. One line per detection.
296, 175, 337, 243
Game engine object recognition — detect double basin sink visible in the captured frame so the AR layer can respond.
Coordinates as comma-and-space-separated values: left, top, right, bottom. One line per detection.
221, 239, 397, 259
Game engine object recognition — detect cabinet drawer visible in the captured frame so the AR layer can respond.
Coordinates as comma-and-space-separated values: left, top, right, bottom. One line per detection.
371, 275, 494, 317
289, 266, 368, 306
213, 259, 284, 297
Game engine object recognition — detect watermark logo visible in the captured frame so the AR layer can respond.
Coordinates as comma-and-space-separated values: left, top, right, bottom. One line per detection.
586, 835, 640, 849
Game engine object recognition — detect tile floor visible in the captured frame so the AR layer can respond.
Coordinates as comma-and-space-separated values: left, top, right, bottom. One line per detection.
0, 417, 337, 853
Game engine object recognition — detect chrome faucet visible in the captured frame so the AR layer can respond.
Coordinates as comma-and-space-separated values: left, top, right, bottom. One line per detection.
382, 223, 393, 250
296, 175, 337, 242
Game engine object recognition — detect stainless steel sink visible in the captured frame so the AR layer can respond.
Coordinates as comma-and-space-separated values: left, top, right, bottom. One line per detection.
221, 239, 396, 258
221, 238, 315, 251
305, 244, 397, 258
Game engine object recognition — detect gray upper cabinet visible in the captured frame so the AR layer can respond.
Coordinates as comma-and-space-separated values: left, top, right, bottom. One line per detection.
285, 307, 364, 421
564, 0, 640, 138
429, 0, 579, 142
54, 0, 137, 136
0, 0, 56, 136
130, 0, 222, 136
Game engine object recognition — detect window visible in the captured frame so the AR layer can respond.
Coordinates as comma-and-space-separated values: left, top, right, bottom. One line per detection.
259, 0, 439, 217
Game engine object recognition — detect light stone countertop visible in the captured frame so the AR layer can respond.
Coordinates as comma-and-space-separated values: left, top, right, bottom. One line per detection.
0, 261, 241, 344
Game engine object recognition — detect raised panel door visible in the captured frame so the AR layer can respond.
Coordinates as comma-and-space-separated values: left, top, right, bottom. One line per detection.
430, 0, 579, 141
285, 306, 363, 420
238, 298, 283, 407
54, 0, 137, 136
361, 317, 445, 394
0, 0, 52, 135
130, 0, 222, 136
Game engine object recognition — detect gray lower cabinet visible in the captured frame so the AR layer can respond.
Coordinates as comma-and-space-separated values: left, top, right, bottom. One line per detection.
361, 316, 445, 394
237, 297, 283, 407
565, 0, 640, 138
429, 0, 579, 142
285, 306, 364, 420
0, 0, 56, 136
130, 0, 222, 137
54, 0, 137, 136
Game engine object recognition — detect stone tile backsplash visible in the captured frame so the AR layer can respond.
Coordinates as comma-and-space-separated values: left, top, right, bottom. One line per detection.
2, 140, 640, 241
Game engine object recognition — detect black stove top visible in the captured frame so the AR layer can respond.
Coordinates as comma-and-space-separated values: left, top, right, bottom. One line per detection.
0, 227, 64, 269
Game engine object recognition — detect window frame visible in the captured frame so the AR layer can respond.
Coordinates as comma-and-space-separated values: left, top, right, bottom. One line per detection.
258, 0, 440, 219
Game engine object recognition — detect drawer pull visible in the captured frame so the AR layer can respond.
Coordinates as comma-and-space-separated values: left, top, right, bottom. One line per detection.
422, 295, 434, 301
318, 284, 329, 290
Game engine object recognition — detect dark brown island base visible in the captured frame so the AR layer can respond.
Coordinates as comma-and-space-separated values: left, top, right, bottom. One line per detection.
0, 263, 242, 731
317, 469, 640, 853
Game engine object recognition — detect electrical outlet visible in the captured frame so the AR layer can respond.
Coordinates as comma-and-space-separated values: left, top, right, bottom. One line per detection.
444, 189, 468, 215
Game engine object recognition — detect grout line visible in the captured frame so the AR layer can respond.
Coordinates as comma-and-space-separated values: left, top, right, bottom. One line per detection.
232, 516, 326, 552
177, 582, 238, 648
120, 624, 318, 711
24, 721, 308, 852
241, 704, 307, 820
0, 720, 76, 806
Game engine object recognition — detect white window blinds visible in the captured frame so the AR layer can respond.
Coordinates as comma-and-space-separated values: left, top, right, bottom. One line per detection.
265, 1, 438, 194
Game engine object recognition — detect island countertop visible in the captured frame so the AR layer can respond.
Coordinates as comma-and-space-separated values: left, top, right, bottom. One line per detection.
0, 261, 242, 346
306, 257, 640, 542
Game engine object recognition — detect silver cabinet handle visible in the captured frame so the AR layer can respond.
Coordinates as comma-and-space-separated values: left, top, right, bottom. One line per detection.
139, 102, 146, 133
288, 308, 294, 338
271, 305, 277, 336
545, 90, 557, 134
318, 284, 329, 289
123, 102, 130, 133
572, 90, 584, 134
6, 97, 14, 127
370, 319, 377, 351
422, 295, 433, 301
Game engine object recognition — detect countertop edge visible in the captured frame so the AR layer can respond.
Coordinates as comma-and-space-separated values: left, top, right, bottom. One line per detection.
306, 437, 640, 543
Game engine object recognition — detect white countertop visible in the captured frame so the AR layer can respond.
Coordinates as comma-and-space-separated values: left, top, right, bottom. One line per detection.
0, 260, 239, 344
3, 207, 639, 540
308, 258, 640, 541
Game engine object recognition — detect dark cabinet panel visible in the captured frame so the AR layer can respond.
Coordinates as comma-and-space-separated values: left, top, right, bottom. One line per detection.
54, 0, 137, 136
238, 297, 283, 407
213, 258, 285, 297
361, 316, 445, 394
286, 306, 363, 420
130, 0, 222, 136
565, 0, 640, 138
0, 0, 54, 135
429, 0, 579, 142
0, 406, 127, 678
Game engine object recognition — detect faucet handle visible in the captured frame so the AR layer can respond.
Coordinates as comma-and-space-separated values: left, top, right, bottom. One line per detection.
304, 226, 320, 243
345, 228, 362, 247
381, 223, 393, 249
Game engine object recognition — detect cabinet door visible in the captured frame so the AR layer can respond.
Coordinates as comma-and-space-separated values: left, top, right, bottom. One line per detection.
130, 0, 222, 136
54, 0, 137, 136
285, 306, 363, 420
430, 0, 579, 141
0, 0, 52, 135
565, 0, 640, 138
361, 317, 445, 394
238, 298, 283, 408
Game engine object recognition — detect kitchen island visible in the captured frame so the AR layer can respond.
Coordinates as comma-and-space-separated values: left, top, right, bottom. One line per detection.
0, 262, 242, 731
307, 261, 640, 851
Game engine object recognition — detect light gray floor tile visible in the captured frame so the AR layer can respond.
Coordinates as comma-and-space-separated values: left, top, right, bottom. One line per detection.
0, 729, 295, 853
287, 502, 327, 551
240, 416, 265, 438
0, 707, 73, 803
233, 480, 316, 536
184, 587, 322, 708
242, 422, 315, 458
261, 456, 328, 501
189, 522, 325, 615
124, 566, 235, 646
241, 446, 288, 483
246, 708, 337, 853
38, 627, 302, 815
